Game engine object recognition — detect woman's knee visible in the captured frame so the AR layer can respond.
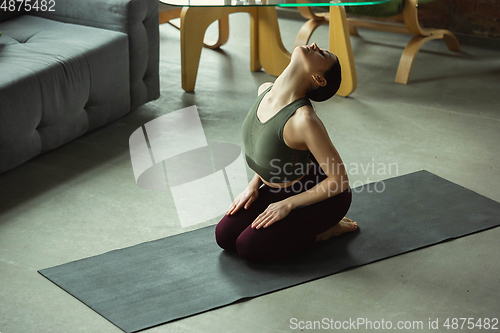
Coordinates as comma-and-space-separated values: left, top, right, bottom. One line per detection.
215, 217, 236, 251
235, 230, 268, 262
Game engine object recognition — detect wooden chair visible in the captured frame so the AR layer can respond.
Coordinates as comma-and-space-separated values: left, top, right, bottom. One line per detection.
159, 2, 230, 50
294, 0, 461, 84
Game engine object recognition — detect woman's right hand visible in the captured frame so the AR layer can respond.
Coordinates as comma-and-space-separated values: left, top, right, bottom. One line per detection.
226, 186, 259, 216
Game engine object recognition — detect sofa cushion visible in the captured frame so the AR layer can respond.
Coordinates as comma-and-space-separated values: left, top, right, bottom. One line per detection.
33, 0, 160, 109
0, 15, 130, 172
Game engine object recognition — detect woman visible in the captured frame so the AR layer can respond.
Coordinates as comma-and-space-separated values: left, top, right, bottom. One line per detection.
215, 43, 358, 262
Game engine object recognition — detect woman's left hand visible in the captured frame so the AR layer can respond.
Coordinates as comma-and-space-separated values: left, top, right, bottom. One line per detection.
251, 200, 293, 229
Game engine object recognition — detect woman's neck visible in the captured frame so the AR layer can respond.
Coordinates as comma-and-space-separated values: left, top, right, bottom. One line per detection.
269, 64, 310, 105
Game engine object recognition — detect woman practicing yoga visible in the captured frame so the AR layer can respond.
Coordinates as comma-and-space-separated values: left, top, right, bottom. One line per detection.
215, 43, 358, 262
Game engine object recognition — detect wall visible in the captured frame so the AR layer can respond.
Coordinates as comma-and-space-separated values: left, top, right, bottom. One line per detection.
392, 0, 500, 39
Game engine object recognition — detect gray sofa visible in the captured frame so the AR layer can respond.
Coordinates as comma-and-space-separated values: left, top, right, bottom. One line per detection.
0, 0, 160, 173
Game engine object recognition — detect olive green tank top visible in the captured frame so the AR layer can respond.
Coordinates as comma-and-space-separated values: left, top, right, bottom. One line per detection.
242, 86, 312, 183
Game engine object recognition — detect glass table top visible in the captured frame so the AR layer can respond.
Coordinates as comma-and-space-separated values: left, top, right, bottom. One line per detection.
160, 0, 390, 7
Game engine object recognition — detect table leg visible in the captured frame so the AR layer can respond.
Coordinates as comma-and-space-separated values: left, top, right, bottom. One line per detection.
253, 7, 290, 77
203, 16, 230, 50
180, 7, 226, 92
328, 6, 357, 97
248, 7, 262, 72
180, 6, 291, 92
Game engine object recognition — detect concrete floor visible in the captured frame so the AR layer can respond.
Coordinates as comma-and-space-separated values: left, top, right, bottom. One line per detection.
1, 14, 499, 333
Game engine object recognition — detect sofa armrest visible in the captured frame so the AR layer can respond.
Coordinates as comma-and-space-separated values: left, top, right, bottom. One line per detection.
33, 0, 160, 109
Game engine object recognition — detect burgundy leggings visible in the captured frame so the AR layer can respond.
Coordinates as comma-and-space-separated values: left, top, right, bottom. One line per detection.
215, 157, 352, 262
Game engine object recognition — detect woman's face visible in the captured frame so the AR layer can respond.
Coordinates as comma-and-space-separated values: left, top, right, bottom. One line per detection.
293, 43, 336, 75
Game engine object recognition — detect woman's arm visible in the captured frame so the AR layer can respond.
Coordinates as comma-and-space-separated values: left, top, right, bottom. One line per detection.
285, 110, 349, 210
226, 173, 263, 215
248, 172, 263, 191
227, 84, 271, 216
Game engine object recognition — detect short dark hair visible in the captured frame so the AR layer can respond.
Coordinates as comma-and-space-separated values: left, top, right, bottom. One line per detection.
306, 57, 342, 102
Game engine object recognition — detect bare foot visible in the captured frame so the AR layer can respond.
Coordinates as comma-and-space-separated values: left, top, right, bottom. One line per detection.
315, 217, 359, 242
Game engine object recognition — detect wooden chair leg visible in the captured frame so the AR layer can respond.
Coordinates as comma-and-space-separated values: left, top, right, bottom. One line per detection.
403, 0, 431, 36
403, 0, 461, 51
344, 0, 461, 84
294, 17, 328, 48
293, 2, 329, 48
395, 0, 461, 84
441, 30, 461, 52
396, 32, 448, 84
348, 22, 360, 37
347, 17, 410, 36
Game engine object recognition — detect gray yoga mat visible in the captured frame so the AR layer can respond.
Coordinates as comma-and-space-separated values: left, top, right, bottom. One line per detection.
39, 170, 500, 333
